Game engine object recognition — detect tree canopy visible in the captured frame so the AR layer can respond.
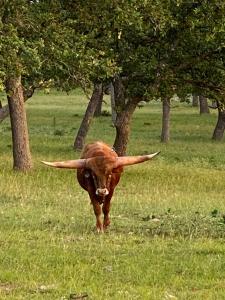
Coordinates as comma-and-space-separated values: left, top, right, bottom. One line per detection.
1, 0, 225, 98
1, 0, 225, 167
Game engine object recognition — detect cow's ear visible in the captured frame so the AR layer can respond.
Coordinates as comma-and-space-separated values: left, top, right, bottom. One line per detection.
112, 166, 123, 173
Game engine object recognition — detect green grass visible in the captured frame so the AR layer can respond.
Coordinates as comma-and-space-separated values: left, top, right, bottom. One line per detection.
1, 90, 225, 299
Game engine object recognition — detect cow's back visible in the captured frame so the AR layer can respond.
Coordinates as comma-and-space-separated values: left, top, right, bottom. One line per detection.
81, 141, 118, 159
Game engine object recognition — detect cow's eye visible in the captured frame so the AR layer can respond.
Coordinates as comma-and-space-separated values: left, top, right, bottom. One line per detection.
84, 171, 90, 178
92, 174, 97, 182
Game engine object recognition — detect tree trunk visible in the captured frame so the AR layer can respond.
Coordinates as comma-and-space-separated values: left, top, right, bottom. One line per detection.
161, 98, 170, 143
113, 75, 126, 109
94, 84, 103, 117
210, 100, 218, 109
6, 76, 32, 171
110, 81, 117, 126
192, 94, 199, 107
74, 83, 103, 151
0, 86, 35, 124
212, 108, 225, 140
199, 95, 209, 114
113, 99, 139, 156
0, 104, 10, 123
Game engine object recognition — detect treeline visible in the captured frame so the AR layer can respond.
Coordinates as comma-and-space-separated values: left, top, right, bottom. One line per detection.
1, 1, 225, 171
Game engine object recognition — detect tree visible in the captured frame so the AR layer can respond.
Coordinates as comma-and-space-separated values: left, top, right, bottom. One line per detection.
0, 86, 38, 124
0, 105, 10, 123
3, 0, 225, 168
69, 1, 225, 151
103, 1, 174, 154
0, 1, 36, 170
164, 2, 225, 143
109, 82, 117, 126
94, 91, 104, 117
212, 102, 225, 140
192, 95, 199, 107
161, 98, 171, 143
0, 1, 90, 169
199, 96, 209, 114
74, 83, 103, 151
6, 77, 32, 170
34, 1, 225, 152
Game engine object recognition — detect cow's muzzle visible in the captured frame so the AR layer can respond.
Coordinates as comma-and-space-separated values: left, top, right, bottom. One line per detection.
96, 188, 109, 196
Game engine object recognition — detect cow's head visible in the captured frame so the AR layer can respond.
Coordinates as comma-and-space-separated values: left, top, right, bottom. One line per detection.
84, 155, 118, 196
42, 152, 160, 196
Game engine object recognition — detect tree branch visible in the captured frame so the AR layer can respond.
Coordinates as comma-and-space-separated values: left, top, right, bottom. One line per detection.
183, 79, 225, 93
0, 80, 49, 124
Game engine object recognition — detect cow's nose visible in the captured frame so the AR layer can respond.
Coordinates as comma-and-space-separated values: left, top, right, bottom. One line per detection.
96, 188, 109, 196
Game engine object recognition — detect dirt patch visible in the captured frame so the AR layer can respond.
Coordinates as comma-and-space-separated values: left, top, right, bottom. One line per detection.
0, 282, 16, 294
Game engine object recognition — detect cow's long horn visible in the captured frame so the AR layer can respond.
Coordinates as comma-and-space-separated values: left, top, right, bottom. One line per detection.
41, 159, 86, 169
116, 152, 160, 167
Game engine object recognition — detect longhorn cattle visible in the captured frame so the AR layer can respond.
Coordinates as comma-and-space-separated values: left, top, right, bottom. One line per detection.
42, 141, 159, 232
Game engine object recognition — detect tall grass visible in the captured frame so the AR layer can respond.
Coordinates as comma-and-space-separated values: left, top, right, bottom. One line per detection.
0, 90, 225, 299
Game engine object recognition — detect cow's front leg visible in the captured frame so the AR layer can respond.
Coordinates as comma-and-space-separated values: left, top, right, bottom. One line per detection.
92, 199, 103, 233
103, 198, 111, 229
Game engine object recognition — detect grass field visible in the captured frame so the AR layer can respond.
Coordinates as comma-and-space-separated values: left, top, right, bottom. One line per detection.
1, 90, 225, 299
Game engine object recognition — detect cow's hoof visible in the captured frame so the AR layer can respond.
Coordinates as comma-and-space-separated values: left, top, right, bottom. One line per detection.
103, 220, 110, 228
96, 225, 104, 233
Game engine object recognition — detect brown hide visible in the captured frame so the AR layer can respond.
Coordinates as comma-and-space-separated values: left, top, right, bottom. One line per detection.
42, 141, 159, 232
77, 142, 122, 232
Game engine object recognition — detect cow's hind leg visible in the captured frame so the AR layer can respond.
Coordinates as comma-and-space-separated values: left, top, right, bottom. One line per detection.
92, 200, 103, 233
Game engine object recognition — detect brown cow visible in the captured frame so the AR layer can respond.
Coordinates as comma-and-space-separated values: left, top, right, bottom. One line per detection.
42, 141, 159, 232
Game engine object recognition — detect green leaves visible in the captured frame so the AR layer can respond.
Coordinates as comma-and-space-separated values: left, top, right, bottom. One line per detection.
1, 0, 225, 102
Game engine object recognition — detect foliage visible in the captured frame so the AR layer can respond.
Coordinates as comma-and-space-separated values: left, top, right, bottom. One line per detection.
0, 1, 89, 92
1, 1, 225, 99
57, 1, 225, 101
165, 1, 225, 101
0, 1, 42, 85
